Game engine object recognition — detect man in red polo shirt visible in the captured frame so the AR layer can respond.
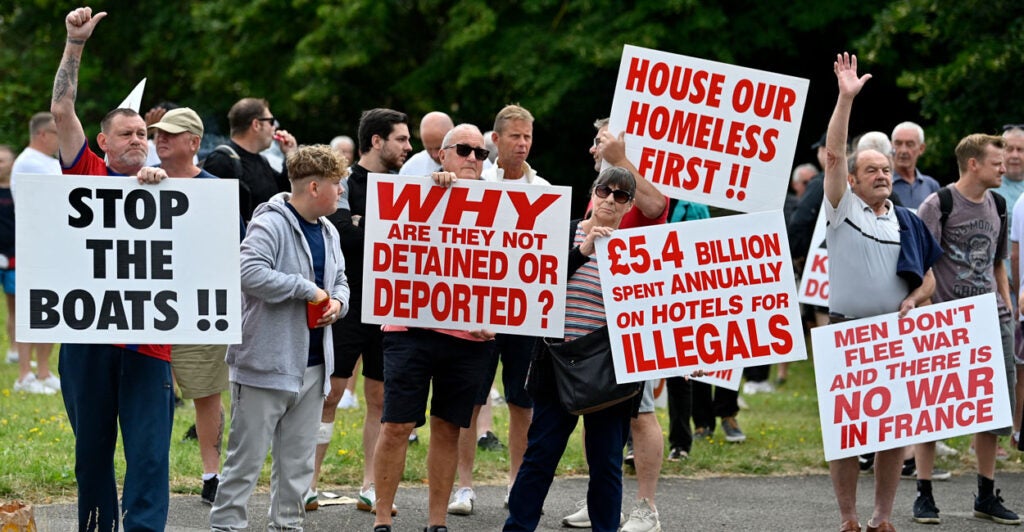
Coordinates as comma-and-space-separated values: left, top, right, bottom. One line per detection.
51, 7, 174, 531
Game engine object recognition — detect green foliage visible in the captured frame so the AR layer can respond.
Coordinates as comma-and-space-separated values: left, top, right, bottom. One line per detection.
858, 0, 1024, 177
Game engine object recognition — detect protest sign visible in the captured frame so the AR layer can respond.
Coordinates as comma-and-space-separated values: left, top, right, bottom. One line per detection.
595, 210, 805, 384
811, 294, 1011, 461
15, 173, 241, 344
797, 210, 828, 306
362, 174, 571, 336
608, 45, 809, 213
693, 367, 743, 391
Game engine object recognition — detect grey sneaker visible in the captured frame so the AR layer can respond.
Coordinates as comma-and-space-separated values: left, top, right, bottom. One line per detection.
477, 431, 506, 452
975, 489, 1021, 525
621, 498, 662, 532
721, 417, 746, 443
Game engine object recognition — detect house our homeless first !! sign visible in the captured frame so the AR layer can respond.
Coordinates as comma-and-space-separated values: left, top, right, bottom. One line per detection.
15, 174, 241, 344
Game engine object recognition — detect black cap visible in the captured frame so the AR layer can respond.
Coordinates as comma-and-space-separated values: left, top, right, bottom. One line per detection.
810, 132, 826, 149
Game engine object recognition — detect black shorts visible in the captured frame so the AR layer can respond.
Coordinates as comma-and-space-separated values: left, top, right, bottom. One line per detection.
331, 315, 384, 381
381, 329, 492, 428
477, 333, 536, 408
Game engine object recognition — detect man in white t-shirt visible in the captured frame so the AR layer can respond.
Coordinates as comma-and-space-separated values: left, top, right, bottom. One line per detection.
11, 112, 61, 189
399, 111, 454, 176
8, 112, 59, 392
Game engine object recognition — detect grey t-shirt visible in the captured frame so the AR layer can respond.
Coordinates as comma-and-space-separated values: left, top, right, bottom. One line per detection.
917, 185, 1010, 321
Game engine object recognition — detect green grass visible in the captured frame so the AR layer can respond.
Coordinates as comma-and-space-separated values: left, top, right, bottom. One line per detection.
2, 327, 1023, 505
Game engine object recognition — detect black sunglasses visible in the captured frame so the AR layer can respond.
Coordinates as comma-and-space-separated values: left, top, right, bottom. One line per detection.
443, 143, 489, 160
256, 117, 279, 127
594, 184, 632, 204
1003, 124, 1024, 132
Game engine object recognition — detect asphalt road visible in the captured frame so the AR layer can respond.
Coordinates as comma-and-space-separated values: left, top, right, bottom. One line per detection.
28, 472, 1024, 531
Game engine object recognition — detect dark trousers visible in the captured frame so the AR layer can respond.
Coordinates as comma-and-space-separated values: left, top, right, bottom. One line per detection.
691, 380, 738, 429
60, 344, 174, 532
665, 376, 693, 451
744, 365, 770, 382
504, 395, 631, 532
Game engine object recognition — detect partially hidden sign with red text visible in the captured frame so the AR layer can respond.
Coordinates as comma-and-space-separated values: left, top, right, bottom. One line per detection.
608, 45, 809, 213
812, 294, 1011, 461
797, 210, 828, 306
595, 210, 805, 384
362, 174, 571, 335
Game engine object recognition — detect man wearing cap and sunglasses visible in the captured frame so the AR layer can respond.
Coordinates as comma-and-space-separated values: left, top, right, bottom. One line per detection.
149, 107, 232, 505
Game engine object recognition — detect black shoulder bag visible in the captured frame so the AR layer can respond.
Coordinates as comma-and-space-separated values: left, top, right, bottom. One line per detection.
545, 326, 642, 415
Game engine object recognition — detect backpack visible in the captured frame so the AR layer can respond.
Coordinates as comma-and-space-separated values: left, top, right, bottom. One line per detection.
937, 186, 1007, 252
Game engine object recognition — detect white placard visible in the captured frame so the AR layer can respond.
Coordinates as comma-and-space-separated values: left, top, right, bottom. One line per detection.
812, 294, 1011, 461
362, 174, 571, 336
15, 173, 241, 344
608, 45, 809, 213
797, 209, 829, 306
596, 210, 806, 384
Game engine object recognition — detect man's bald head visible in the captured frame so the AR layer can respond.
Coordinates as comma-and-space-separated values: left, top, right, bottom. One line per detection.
421, 111, 454, 164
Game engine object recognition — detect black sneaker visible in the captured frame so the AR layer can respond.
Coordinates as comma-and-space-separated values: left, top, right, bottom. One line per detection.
425, 527, 449, 532
667, 447, 689, 462
373, 526, 392, 532
975, 490, 1021, 524
477, 430, 506, 452
182, 423, 198, 442
913, 493, 940, 524
900, 458, 916, 478
858, 453, 874, 472
201, 476, 218, 505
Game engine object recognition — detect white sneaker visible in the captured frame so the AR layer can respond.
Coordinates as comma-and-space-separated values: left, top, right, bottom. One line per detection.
447, 486, 475, 515
621, 498, 662, 532
935, 440, 959, 457
5, 349, 16, 364
562, 500, 591, 528
561, 500, 624, 528
38, 374, 60, 392
338, 388, 359, 409
13, 374, 56, 395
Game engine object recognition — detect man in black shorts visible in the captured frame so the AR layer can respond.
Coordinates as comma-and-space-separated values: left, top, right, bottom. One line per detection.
306, 108, 411, 513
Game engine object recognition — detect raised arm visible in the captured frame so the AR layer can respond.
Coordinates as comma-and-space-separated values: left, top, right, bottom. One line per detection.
51, 7, 106, 165
599, 131, 667, 219
824, 52, 872, 208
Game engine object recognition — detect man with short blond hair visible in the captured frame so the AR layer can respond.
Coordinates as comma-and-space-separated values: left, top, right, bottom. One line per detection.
916, 133, 1019, 526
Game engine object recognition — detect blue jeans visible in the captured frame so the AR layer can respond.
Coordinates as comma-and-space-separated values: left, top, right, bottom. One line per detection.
504, 395, 631, 532
60, 344, 174, 532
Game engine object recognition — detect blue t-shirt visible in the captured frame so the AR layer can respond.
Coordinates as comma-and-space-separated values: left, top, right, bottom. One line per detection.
285, 202, 326, 367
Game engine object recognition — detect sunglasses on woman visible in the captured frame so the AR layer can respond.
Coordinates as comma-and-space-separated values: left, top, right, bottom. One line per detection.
443, 143, 490, 160
594, 184, 632, 204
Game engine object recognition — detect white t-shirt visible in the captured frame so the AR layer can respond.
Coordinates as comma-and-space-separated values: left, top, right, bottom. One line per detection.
11, 146, 62, 196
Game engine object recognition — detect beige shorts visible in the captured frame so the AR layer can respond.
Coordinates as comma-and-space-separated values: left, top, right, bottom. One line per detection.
171, 344, 229, 399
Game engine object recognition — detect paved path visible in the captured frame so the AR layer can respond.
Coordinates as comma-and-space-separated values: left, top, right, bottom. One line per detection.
31, 473, 1024, 531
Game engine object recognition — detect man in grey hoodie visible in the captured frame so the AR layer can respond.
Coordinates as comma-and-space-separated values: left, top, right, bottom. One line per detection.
211, 145, 350, 531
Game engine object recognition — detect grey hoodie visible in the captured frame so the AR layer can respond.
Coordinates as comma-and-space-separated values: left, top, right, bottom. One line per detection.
226, 192, 349, 395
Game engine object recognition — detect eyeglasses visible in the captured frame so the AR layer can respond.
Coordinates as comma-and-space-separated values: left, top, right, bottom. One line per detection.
256, 117, 279, 128
594, 184, 632, 204
443, 143, 489, 160
1003, 124, 1024, 132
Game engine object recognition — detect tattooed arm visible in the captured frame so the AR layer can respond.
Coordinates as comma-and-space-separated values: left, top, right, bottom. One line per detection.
51, 7, 107, 166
